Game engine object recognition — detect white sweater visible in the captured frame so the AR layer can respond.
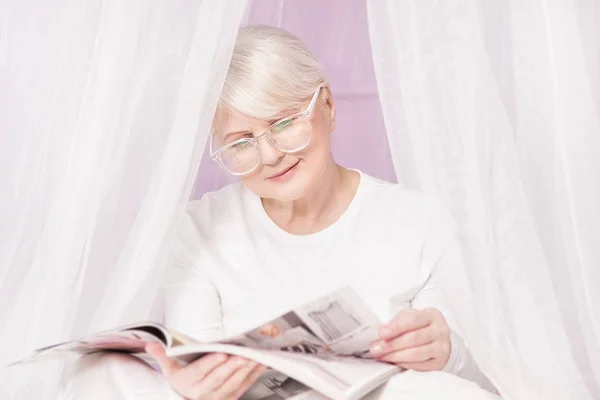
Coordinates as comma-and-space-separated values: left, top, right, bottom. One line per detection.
160, 170, 491, 389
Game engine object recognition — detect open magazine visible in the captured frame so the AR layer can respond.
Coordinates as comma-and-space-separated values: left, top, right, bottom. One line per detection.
10, 286, 399, 400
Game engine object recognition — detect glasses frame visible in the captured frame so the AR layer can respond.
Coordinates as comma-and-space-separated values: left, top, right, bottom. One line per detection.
210, 86, 323, 176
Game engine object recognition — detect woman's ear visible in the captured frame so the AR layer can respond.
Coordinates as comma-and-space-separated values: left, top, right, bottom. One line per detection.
323, 87, 336, 133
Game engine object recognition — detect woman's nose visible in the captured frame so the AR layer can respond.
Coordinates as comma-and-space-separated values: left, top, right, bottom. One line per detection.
258, 136, 284, 166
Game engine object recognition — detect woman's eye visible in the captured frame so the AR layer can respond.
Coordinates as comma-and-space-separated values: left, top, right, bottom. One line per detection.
272, 119, 293, 133
232, 140, 252, 150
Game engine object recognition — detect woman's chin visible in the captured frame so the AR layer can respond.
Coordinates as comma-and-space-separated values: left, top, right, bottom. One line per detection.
251, 170, 312, 202
266, 185, 309, 202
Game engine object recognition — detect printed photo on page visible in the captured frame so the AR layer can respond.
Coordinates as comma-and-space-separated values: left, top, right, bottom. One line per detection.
240, 370, 311, 400
224, 286, 381, 359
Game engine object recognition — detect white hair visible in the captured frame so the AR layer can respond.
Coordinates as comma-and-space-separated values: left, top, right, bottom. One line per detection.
216, 25, 328, 124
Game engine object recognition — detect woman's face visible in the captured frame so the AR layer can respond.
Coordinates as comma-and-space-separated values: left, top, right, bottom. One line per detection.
214, 90, 336, 201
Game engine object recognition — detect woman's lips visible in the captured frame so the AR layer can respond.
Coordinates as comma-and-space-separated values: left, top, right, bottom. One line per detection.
266, 160, 300, 181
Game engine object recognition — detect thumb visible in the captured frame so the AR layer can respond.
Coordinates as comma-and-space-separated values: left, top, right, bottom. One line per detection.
145, 342, 181, 377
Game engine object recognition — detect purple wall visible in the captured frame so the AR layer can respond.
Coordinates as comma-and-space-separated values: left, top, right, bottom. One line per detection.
191, 0, 396, 199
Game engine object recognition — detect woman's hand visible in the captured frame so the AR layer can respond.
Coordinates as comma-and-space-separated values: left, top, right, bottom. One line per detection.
369, 308, 451, 371
146, 343, 267, 400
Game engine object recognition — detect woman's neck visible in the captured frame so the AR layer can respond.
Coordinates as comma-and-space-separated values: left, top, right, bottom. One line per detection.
261, 162, 360, 235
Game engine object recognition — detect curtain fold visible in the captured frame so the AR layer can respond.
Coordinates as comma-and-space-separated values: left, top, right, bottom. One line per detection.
367, 0, 599, 399
0, 1, 248, 398
508, 0, 600, 390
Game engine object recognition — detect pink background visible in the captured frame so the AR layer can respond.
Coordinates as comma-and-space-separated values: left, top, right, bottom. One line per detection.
191, 0, 395, 199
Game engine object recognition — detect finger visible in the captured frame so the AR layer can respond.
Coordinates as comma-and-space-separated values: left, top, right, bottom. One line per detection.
145, 342, 182, 377
216, 360, 257, 397
228, 365, 269, 400
216, 361, 263, 398
370, 325, 438, 357
170, 352, 229, 389
378, 342, 437, 364
189, 356, 250, 397
380, 309, 432, 340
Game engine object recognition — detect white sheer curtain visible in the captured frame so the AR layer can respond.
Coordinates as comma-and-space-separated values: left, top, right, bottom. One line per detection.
368, 0, 600, 399
0, 0, 248, 398
2, 0, 599, 399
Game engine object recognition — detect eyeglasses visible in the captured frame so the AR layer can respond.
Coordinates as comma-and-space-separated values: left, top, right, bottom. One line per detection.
210, 87, 323, 176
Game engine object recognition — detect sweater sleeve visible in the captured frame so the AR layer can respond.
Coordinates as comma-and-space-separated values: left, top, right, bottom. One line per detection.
159, 210, 224, 342
410, 203, 497, 393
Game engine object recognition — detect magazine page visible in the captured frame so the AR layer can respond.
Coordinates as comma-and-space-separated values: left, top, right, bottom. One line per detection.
168, 287, 396, 399
8, 322, 170, 367
267, 350, 398, 400
167, 343, 398, 400
220, 286, 381, 359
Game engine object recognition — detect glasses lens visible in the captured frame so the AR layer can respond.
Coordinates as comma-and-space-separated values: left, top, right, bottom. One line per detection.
269, 116, 311, 152
219, 139, 259, 174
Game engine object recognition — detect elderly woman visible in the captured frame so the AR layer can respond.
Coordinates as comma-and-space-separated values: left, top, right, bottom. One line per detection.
62, 25, 499, 400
